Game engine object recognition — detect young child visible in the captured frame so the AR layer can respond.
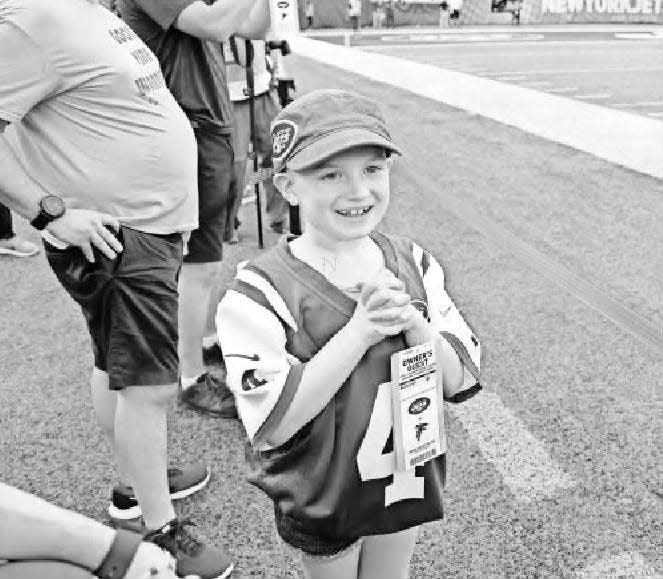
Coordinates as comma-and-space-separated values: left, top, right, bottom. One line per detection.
217, 89, 481, 579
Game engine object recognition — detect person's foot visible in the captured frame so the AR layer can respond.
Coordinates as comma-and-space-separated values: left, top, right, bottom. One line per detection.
227, 230, 239, 244
0, 235, 39, 257
145, 519, 233, 579
202, 342, 223, 366
179, 373, 238, 418
108, 464, 210, 520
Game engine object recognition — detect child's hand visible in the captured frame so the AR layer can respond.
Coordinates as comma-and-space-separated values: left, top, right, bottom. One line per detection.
402, 305, 431, 346
366, 270, 437, 347
352, 270, 413, 346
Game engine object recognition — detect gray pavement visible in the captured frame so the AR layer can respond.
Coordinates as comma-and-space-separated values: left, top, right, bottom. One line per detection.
1, 41, 661, 579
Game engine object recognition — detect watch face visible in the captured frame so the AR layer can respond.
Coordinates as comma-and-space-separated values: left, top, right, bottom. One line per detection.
41, 195, 65, 218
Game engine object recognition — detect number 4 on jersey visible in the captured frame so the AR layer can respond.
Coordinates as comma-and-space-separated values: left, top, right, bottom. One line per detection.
357, 382, 425, 507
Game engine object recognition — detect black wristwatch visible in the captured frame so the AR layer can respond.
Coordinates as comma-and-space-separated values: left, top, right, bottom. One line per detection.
30, 195, 66, 230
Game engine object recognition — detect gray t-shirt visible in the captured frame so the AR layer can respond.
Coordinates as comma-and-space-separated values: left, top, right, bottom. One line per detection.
119, 0, 233, 133
0, 0, 198, 234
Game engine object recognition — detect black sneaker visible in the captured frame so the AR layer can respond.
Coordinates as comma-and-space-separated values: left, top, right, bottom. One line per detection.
145, 519, 233, 579
179, 373, 238, 418
202, 342, 223, 366
108, 463, 210, 520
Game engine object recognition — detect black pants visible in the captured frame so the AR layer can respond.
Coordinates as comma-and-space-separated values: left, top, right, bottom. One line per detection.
0, 203, 14, 240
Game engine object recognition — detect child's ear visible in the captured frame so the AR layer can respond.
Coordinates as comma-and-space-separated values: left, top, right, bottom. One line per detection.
273, 173, 299, 206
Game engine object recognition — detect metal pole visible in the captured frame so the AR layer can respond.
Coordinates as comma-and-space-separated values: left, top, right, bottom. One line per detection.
267, 40, 300, 235
244, 39, 264, 249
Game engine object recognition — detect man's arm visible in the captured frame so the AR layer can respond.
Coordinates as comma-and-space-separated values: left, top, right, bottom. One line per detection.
0, 481, 113, 569
234, 0, 270, 40
0, 120, 47, 222
0, 482, 178, 579
0, 121, 123, 262
176, 0, 269, 42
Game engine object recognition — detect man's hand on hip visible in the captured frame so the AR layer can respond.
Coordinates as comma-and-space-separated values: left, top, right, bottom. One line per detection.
47, 209, 123, 262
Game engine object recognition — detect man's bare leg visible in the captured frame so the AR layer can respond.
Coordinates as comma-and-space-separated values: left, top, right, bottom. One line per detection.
91, 369, 176, 528
178, 261, 223, 384
114, 384, 177, 531
90, 368, 128, 484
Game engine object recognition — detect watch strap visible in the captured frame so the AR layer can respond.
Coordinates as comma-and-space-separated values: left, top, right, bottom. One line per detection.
94, 529, 143, 579
30, 212, 51, 231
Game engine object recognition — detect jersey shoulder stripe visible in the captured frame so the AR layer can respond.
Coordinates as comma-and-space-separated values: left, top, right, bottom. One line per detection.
237, 265, 298, 331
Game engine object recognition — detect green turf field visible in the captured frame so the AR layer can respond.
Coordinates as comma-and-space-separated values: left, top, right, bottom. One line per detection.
1, 55, 661, 578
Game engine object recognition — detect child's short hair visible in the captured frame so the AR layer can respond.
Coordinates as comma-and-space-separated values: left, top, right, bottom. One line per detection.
270, 89, 401, 173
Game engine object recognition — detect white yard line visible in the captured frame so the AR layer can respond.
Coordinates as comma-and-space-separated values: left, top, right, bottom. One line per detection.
614, 101, 663, 108
575, 93, 612, 100
546, 87, 579, 94
518, 80, 553, 87
292, 36, 663, 178
495, 75, 529, 81
482, 66, 663, 76
574, 552, 662, 579
448, 392, 576, 502
361, 39, 662, 49
306, 25, 663, 36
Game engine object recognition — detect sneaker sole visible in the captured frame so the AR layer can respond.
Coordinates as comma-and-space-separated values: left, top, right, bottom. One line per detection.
216, 564, 234, 579
108, 468, 211, 520
185, 405, 238, 419
0, 246, 39, 257
180, 398, 238, 419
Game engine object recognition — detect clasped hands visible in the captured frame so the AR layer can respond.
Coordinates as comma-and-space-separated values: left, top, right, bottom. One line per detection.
351, 269, 428, 347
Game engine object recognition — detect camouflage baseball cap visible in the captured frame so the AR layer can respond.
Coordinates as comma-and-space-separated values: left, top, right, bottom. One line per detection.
270, 89, 401, 173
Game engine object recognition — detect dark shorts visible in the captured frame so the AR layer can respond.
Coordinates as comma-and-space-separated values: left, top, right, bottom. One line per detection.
44, 226, 183, 390
187, 126, 234, 264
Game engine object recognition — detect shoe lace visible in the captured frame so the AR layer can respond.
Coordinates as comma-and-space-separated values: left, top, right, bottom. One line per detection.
147, 519, 204, 557
204, 374, 225, 395
172, 519, 204, 557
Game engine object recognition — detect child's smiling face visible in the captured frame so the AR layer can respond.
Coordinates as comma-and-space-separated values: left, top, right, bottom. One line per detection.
275, 145, 393, 247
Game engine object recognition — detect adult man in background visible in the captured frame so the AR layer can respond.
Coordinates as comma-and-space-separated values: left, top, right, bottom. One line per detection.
0, 202, 39, 257
119, 0, 270, 418
348, 0, 362, 31
225, 38, 289, 244
0, 1, 232, 577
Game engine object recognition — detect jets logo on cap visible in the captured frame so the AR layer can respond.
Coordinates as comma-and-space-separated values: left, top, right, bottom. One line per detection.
271, 120, 298, 163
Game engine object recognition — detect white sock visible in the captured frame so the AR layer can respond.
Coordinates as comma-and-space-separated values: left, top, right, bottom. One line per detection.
181, 374, 203, 390
202, 335, 218, 348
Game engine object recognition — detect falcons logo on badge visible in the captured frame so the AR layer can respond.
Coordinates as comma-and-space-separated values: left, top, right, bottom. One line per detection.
415, 422, 429, 441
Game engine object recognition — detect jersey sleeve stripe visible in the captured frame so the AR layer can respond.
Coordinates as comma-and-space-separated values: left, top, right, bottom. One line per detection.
445, 383, 482, 403
421, 250, 431, 277
412, 242, 424, 275
252, 362, 305, 448
237, 267, 298, 331
231, 279, 290, 334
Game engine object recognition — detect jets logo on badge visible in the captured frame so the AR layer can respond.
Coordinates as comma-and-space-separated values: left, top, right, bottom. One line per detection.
271, 120, 298, 163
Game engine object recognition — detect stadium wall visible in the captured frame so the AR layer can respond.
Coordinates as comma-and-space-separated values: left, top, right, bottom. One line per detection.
298, 0, 663, 25
100, 0, 663, 35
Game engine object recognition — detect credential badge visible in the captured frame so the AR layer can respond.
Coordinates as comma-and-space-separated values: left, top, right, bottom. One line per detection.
271, 120, 298, 164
